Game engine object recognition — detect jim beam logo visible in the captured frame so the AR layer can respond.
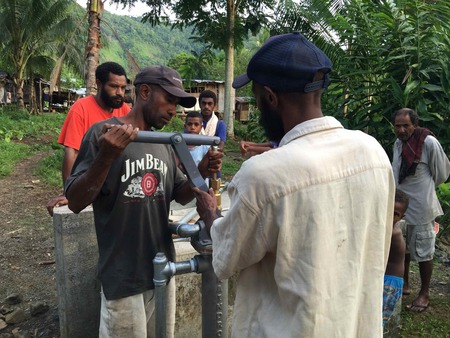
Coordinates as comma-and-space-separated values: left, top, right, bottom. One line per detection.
122, 155, 167, 199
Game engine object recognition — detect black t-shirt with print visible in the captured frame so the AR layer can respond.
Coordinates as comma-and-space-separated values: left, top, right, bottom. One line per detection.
66, 117, 188, 300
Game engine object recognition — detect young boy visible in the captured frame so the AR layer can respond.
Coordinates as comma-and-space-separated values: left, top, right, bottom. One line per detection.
383, 189, 409, 328
183, 111, 211, 185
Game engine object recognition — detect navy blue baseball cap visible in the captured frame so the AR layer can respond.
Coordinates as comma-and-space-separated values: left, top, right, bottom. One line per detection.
232, 32, 332, 93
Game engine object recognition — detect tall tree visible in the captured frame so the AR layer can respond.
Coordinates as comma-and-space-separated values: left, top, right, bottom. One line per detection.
85, 0, 104, 95
168, 49, 215, 86
110, 0, 276, 138
272, 0, 450, 154
0, 0, 81, 110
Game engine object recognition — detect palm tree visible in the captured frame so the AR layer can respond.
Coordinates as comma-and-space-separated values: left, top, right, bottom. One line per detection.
273, 0, 450, 153
84, 0, 103, 95
0, 0, 82, 111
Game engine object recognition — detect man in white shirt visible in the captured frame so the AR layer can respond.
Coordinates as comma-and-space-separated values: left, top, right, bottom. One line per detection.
392, 107, 450, 312
194, 32, 395, 337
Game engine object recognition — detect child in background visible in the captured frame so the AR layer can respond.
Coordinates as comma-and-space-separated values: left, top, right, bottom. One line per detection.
183, 111, 210, 185
383, 189, 409, 331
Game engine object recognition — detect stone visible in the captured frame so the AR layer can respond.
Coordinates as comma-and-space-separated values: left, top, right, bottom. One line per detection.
0, 318, 7, 330
30, 301, 49, 317
0, 332, 14, 338
0, 305, 13, 315
4, 294, 21, 305
5, 309, 26, 325
11, 328, 31, 338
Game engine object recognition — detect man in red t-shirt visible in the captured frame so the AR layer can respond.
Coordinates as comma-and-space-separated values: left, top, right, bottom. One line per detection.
46, 62, 130, 216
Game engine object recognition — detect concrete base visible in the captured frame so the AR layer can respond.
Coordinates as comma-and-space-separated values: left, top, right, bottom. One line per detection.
53, 205, 99, 338
53, 192, 232, 338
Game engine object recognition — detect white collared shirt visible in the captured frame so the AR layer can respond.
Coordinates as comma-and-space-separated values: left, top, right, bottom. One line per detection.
392, 135, 450, 224
212, 116, 395, 338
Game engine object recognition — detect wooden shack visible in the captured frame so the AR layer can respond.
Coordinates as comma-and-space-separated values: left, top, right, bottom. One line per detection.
0, 71, 14, 105
234, 97, 253, 122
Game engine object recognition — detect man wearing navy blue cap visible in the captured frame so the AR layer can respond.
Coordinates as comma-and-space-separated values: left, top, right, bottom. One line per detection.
195, 32, 395, 337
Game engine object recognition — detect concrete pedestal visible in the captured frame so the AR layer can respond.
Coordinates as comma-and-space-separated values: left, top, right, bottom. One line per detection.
53, 205, 99, 338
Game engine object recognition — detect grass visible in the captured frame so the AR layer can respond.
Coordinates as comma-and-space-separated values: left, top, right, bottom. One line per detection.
401, 299, 450, 337
400, 260, 450, 337
0, 141, 33, 176
0, 107, 66, 179
222, 138, 244, 181
35, 147, 65, 186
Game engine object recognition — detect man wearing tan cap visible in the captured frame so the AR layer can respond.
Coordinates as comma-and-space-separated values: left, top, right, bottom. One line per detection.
195, 32, 394, 337
65, 65, 223, 338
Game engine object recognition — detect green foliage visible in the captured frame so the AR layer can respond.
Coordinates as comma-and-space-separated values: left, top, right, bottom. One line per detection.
272, 0, 450, 158
245, 109, 267, 143
230, 108, 267, 143
110, 0, 276, 51
36, 147, 64, 186
0, 141, 32, 177
161, 116, 185, 133
0, 0, 83, 109
110, 0, 277, 138
0, 108, 65, 183
0, 106, 28, 142
232, 120, 248, 140
222, 138, 244, 181
0, 106, 30, 120
0, 109, 66, 144
221, 159, 242, 181
100, 12, 207, 77
437, 182, 450, 233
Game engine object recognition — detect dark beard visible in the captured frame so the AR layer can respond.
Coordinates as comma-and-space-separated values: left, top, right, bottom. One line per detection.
259, 98, 285, 143
100, 88, 124, 109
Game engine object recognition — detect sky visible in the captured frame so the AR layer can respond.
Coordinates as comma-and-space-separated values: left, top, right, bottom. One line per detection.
75, 0, 149, 17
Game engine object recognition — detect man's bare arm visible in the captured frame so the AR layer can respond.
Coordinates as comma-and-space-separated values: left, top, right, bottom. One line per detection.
218, 140, 225, 152
62, 147, 79, 183
46, 147, 78, 216
66, 124, 138, 213
192, 187, 220, 237
173, 148, 223, 205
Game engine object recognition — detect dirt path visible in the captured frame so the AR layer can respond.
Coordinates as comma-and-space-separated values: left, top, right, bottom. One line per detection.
0, 152, 61, 337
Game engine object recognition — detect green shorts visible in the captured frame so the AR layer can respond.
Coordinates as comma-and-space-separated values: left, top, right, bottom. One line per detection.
405, 221, 436, 262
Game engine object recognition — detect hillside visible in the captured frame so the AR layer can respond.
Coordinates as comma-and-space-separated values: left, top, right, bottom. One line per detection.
98, 11, 207, 77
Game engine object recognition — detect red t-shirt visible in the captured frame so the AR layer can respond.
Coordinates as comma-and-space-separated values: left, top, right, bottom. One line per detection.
58, 95, 130, 150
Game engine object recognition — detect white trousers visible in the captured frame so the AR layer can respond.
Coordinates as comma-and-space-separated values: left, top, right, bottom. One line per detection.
99, 278, 176, 338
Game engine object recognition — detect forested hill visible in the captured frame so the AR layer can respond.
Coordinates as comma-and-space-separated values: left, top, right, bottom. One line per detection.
98, 11, 207, 76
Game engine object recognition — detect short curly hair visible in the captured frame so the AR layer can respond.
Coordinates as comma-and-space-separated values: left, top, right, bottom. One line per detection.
395, 188, 409, 210
199, 90, 217, 105
95, 62, 127, 85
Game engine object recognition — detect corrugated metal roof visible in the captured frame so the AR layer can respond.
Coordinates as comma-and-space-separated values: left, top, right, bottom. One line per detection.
235, 96, 253, 103
191, 79, 225, 84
